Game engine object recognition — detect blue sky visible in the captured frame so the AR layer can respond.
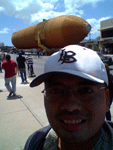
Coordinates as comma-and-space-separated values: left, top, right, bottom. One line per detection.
0, 0, 113, 46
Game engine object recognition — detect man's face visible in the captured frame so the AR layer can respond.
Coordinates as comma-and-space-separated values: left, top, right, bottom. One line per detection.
44, 74, 110, 143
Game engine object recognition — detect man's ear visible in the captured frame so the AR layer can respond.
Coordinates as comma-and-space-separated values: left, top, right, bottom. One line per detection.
106, 89, 110, 112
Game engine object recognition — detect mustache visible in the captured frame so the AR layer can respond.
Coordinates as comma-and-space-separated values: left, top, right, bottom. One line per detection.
57, 110, 89, 118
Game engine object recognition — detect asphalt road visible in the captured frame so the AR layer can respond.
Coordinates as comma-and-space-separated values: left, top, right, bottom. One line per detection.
32, 55, 49, 76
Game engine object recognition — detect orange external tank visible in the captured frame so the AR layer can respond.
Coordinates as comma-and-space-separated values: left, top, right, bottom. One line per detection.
11, 15, 91, 49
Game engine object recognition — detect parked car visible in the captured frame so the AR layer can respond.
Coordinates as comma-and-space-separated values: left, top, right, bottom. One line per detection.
96, 51, 113, 65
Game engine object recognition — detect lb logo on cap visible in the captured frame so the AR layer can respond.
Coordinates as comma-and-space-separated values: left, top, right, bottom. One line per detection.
58, 49, 77, 64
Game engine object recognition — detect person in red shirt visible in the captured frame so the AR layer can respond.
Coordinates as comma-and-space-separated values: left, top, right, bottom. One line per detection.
2, 54, 18, 97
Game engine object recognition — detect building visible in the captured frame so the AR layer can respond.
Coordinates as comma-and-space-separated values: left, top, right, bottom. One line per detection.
99, 18, 113, 53
0, 42, 4, 47
80, 39, 98, 50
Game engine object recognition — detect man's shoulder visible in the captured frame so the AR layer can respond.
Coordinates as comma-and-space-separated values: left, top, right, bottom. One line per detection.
17, 56, 25, 61
106, 120, 113, 128
29, 125, 51, 142
94, 121, 113, 150
12, 60, 17, 66
103, 121, 113, 137
11, 60, 17, 63
22, 56, 25, 58
2, 60, 6, 64
105, 120, 113, 129
2, 60, 7, 65
16, 56, 19, 60
22, 56, 26, 61
24, 125, 51, 150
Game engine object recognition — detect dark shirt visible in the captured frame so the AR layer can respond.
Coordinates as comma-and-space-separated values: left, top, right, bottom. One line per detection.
16, 56, 26, 69
23, 121, 113, 150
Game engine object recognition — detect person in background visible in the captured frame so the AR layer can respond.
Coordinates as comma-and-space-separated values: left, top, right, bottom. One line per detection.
2, 54, 18, 97
26, 54, 35, 76
24, 45, 113, 150
2, 53, 6, 61
0, 53, 6, 72
16, 52, 27, 83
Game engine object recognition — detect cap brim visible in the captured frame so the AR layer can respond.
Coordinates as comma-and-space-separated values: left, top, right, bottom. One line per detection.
30, 70, 105, 87
30, 72, 57, 87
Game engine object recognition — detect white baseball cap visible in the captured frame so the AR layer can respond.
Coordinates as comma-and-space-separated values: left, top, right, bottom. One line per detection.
30, 45, 108, 87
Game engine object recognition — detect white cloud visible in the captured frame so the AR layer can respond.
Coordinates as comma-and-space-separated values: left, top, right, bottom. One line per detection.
0, 0, 54, 22
0, 28, 10, 34
0, 7, 4, 11
31, 11, 63, 22
14, 1, 44, 22
85, 16, 111, 39
99, 16, 111, 22
0, 0, 111, 40
87, 16, 111, 35
0, 0, 16, 16
64, 0, 104, 9
64, 7, 84, 17
41, 0, 58, 4
0, 0, 105, 23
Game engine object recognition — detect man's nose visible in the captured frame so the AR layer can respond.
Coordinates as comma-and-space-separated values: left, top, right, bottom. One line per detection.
61, 91, 83, 112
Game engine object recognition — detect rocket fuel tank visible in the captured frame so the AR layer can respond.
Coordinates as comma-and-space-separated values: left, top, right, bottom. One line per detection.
12, 15, 91, 49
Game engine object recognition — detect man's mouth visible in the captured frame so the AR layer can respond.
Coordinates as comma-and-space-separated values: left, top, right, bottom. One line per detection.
63, 119, 84, 124
60, 118, 86, 131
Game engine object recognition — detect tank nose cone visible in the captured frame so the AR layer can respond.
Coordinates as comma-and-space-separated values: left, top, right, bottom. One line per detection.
86, 23, 91, 32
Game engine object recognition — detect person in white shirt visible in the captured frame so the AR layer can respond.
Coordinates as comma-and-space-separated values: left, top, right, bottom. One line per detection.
26, 55, 35, 76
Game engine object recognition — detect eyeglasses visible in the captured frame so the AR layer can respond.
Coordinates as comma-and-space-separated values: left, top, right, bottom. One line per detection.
41, 86, 106, 101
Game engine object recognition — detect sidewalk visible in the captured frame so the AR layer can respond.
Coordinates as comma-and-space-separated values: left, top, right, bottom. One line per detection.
0, 71, 49, 150
0, 70, 113, 150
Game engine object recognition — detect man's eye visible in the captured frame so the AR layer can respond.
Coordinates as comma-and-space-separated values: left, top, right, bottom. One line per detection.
80, 88, 93, 94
